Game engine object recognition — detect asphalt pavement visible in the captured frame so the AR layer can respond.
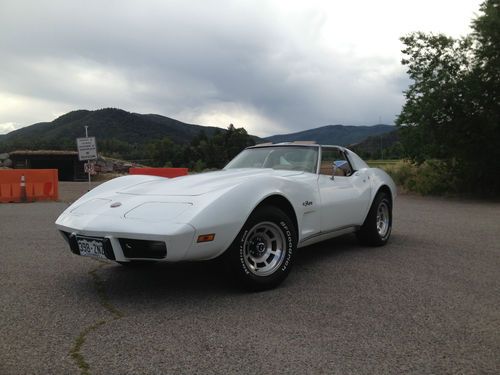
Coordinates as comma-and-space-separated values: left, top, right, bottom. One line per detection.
0, 185, 499, 374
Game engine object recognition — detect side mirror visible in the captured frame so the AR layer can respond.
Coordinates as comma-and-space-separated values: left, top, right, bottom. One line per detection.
331, 163, 337, 180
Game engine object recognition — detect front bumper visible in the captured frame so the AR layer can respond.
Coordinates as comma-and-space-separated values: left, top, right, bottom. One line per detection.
56, 213, 196, 262
61, 232, 168, 261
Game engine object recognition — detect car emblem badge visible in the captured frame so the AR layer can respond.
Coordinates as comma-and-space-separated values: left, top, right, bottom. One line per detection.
110, 202, 122, 208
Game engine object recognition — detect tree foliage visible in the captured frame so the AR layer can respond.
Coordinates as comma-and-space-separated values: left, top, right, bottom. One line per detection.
0, 108, 228, 154
397, 0, 500, 195
0, 106, 256, 171
146, 124, 255, 170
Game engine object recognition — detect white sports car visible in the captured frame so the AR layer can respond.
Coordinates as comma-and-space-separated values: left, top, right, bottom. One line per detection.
56, 143, 396, 290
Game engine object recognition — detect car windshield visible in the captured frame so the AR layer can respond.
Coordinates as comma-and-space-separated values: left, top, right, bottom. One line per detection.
224, 146, 318, 173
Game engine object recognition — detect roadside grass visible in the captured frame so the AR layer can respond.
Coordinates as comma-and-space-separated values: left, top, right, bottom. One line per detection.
366, 159, 401, 169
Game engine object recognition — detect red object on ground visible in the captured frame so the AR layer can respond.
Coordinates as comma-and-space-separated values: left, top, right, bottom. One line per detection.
128, 167, 188, 178
0, 169, 59, 203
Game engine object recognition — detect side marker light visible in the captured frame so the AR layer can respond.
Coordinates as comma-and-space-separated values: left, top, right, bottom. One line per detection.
197, 234, 215, 243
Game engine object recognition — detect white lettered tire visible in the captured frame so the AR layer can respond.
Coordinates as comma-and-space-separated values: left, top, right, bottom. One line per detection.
356, 190, 392, 246
224, 206, 297, 291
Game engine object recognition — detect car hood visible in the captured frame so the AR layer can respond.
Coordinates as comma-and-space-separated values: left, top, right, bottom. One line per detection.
117, 168, 303, 196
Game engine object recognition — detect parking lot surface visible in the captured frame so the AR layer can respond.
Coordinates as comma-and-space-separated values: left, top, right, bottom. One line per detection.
1, 184, 499, 374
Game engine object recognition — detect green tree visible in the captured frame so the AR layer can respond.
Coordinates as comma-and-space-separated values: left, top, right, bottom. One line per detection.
147, 137, 180, 167
397, 0, 500, 195
193, 125, 255, 169
142, 125, 254, 169
224, 124, 255, 161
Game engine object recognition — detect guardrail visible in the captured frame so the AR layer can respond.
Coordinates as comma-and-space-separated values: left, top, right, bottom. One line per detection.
128, 167, 188, 178
0, 169, 59, 203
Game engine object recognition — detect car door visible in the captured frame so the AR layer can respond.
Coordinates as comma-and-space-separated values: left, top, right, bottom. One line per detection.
318, 147, 371, 232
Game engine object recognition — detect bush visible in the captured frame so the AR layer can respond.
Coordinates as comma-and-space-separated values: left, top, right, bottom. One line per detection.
382, 159, 459, 195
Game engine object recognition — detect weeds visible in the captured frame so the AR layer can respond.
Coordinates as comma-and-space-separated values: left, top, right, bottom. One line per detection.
375, 159, 459, 195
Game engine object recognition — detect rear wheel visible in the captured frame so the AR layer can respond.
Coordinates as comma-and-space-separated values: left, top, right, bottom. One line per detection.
357, 191, 392, 246
224, 206, 297, 291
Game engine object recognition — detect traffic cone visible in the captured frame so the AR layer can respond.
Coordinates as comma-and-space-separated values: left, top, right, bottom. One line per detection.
20, 175, 27, 203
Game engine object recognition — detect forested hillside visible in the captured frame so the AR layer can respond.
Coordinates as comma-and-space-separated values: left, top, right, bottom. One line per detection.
265, 124, 394, 145
0, 108, 225, 152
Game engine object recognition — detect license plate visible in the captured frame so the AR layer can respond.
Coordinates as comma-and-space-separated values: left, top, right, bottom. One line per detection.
76, 236, 107, 259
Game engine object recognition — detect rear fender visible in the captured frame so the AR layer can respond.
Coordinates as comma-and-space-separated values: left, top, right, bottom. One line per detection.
361, 168, 397, 224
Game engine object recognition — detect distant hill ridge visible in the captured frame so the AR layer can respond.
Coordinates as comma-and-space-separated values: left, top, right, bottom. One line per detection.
0, 108, 226, 151
0, 108, 395, 152
265, 124, 394, 146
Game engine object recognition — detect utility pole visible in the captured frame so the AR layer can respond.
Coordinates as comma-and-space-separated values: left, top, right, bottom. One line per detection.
378, 116, 383, 160
85, 126, 91, 191
380, 135, 383, 160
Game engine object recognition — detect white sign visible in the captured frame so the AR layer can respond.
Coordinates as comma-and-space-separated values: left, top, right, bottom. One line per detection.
77, 137, 97, 161
84, 162, 96, 175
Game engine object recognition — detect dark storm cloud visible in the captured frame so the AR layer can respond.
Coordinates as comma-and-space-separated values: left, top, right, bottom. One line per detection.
0, 0, 407, 135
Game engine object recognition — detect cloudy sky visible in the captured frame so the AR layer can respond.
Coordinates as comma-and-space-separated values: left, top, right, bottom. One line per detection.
0, 0, 481, 136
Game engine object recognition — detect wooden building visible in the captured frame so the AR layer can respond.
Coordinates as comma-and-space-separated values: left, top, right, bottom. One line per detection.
9, 150, 86, 181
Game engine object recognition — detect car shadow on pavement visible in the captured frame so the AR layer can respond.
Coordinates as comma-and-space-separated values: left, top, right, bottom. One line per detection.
77, 233, 384, 302
102, 260, 234, 298
295, 233, 372, 267
60, 233, 399, 316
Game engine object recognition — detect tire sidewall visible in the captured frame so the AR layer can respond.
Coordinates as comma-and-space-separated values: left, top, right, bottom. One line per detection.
357, 191, 393, 246
229, 207, 297, 289
377, 196, 392, 243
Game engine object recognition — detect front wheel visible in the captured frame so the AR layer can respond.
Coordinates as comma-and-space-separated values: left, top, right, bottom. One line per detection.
224, 206, 297, 291
356, 191, 392, 246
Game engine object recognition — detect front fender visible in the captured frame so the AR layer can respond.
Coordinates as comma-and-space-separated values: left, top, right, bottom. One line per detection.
183, 174, 319, 260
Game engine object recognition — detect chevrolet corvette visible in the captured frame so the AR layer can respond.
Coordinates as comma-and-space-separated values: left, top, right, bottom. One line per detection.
56, 143, 396, 290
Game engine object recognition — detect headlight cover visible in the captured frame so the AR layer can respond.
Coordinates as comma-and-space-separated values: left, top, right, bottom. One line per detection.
124, 202, 193, 222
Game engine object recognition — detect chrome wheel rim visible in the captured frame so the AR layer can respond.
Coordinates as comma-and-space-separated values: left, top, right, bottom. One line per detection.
243, 221, 287, 276
376, 201, 390, 238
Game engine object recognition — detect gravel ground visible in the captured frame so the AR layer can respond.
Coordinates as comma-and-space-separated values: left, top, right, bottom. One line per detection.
0, 184, 499, 374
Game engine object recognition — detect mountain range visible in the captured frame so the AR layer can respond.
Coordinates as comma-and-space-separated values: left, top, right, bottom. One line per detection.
265, 124, 394, 145
0, 108, 396, 152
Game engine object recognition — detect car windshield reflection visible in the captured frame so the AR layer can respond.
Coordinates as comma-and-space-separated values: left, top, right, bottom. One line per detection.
225, 146, 318, 173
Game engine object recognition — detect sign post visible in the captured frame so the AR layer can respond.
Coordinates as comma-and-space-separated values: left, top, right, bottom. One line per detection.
77, 126, 97, 191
